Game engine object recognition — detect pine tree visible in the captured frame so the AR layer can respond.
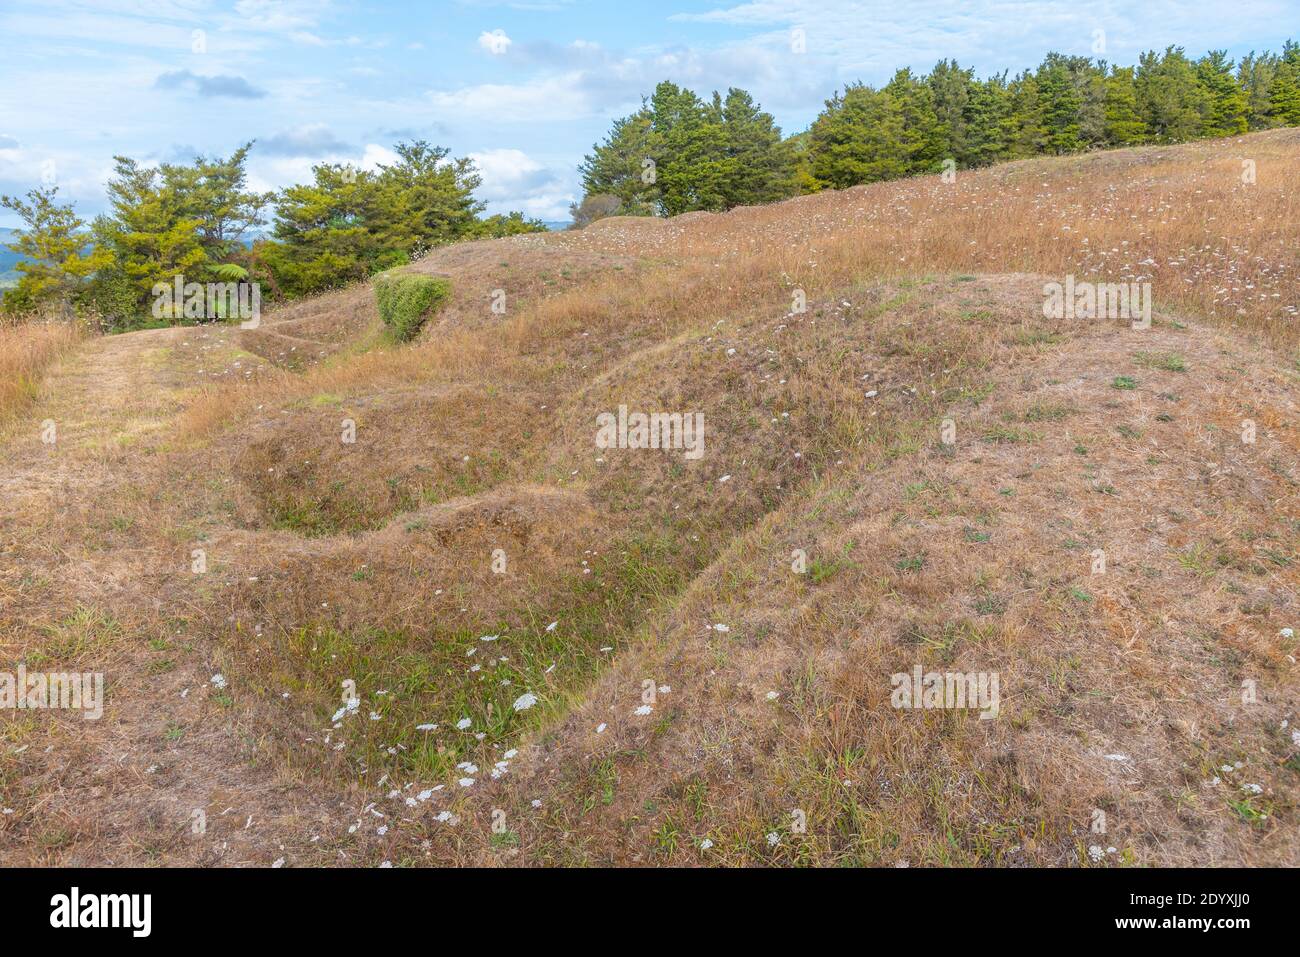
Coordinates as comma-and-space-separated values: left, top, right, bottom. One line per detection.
884, 69, 944, 174
1268, 42, 1300, 126
261, 142, 486, 298
1197, 50, 1249, 135
577, 109, 659, 215
1068, 57, 1109, 148
474, 211, 548, 238
809, 83, 908, 187
1136, 46, 1210, 142
719, 88, 796, 207
1036, 55, 1083, 154
928, 59, 975, 164
158, 143, 271, 271
785, 130, 822, 194
87, 147, 269, 324
577, 83, 796, 216
961, 74, 1013, 166
1007, 72, 1047, 158
648, 82, 728, 215
1237, 52, 1280, 129
264, 163, 386, 297
373, 141, 484, 252
1269, 61, 1300, 125
1103, 66, 1148, 145
90, 156, 207, 321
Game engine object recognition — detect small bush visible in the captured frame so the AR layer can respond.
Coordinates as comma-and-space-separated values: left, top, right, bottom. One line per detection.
374, 273, 450, 341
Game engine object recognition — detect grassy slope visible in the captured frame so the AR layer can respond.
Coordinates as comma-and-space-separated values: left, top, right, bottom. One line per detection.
0, 130, 1297, 866
0, 322, 81, 425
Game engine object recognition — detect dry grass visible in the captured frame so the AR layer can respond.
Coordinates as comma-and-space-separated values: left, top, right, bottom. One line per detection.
0, 322, 81, 425
1, 130, 1297, 867
178, 129, 1300, 448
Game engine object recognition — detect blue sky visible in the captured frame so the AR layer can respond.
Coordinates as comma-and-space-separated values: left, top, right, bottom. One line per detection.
1, 0, 1296, 227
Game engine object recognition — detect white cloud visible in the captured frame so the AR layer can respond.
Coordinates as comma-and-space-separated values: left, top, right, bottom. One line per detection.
243, 143, 397, 197
672, 0, 1296, 82
358, 143, 401, 171
469, 148, 573, 220
478, 29, 512, 56
470, 147, 545, 194
426, 73, 592, 122
246, 156, 318, 194
259, 123, 352, 157
230, 0, 327, 34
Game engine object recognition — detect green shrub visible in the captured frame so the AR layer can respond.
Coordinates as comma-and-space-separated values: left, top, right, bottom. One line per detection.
374, 272, 450, 341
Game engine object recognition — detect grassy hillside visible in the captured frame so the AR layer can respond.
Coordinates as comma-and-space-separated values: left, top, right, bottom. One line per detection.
0, 129, 1296, 867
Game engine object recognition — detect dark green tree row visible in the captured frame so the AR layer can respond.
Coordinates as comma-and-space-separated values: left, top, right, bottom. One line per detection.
574, 81, 797, 221
574, 40, 1300, 216
2, 142, 546, 328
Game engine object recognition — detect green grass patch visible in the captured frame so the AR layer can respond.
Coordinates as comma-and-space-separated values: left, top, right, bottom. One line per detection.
374, 273, 451, 341
982, 425, 1040, 444
1133, 351, 1186, 373
240, 533, 695, 779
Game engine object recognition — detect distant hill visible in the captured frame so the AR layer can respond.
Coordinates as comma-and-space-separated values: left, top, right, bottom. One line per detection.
0, 227, 24, 287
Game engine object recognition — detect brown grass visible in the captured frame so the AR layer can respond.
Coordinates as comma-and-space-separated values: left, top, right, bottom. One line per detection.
0, 322, 81, 424
2, 130, 1297, 868
178, 129, 1300, 448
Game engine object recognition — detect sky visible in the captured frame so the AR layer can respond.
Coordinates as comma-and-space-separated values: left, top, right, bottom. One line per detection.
1, 0, 1296, 227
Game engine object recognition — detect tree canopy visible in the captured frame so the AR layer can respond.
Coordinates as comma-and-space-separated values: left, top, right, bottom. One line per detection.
571, 39, 1300, 218
3, 141, 546, 328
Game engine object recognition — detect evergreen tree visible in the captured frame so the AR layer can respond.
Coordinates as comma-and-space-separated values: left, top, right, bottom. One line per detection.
648, 81, 728, 215
808, 83, 909, 187
1269, 42, 1300, 125
86, 147, 267, 325
577, 110, 659, 215
90, 156, 207, 321
578, 84, 795, 214
1197, 50, 1249, 135
0, 186, 109, 318
1103, 66, 1148, 145
1006, 71, 1047, 157
928, 59, 975, 163
1036, 55, 1083, 154
719, 88, 796, 206
263, 162, 383, 297
1238, 52, 1280, 129
883, 69, 944, 174
785, 130, 822, 193
1067, 57, 1109, 148
158, 143, 271, 268
962, 74, 1013, 166
1136, 46, 1210, 142
474, 211, 548, 238
261, 142, 486, 298
373, 142, 484, 254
